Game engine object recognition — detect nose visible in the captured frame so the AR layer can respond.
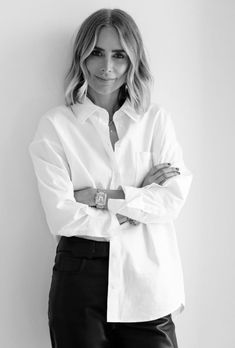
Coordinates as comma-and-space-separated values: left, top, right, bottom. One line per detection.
100, 56, 113, 73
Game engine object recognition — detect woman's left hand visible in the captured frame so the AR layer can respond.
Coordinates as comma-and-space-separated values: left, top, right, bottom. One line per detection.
74, 188, 97, 207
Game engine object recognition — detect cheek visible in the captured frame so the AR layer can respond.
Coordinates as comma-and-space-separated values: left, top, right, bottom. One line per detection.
86, 58, 98, 75
117, 62, 129, 77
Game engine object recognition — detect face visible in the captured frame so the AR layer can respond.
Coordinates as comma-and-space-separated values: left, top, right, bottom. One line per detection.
85, 26, 129, 99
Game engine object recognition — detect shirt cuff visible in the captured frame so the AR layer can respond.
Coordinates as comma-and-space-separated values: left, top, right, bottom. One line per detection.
87, 204, 121, 233
107, 185, 144, 216
107, 183, 165, 221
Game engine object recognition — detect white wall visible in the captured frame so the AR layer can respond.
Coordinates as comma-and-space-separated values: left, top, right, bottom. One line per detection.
1, 1, 234, 347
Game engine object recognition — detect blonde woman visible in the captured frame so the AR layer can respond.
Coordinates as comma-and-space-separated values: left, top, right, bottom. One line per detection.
29, 8, 192, 348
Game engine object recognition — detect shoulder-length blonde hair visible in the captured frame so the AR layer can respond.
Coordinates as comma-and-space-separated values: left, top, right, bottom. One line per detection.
65, 8, 153, 114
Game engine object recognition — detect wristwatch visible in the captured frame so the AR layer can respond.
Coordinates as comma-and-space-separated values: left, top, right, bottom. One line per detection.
95, 189, 107, 209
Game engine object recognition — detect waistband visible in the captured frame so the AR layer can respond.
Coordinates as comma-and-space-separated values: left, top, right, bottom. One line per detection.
56, 236, 110, 258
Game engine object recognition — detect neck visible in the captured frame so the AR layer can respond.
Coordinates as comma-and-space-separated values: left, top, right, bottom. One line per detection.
87, 88, 120, 118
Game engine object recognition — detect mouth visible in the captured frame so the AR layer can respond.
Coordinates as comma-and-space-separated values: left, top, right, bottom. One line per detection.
95, 76, 116, 82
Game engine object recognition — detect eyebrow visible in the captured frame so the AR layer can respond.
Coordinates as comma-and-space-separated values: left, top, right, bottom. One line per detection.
94, 46, 126, 53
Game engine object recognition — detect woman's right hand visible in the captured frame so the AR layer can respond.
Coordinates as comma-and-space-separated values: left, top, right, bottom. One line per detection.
141, 163, 180, 187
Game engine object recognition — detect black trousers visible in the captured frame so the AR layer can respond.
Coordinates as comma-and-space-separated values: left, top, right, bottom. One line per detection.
48, 236, 178, 348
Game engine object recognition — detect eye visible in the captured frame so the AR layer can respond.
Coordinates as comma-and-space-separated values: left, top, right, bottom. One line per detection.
113, 53, 126, 59
90, 50, 102, 57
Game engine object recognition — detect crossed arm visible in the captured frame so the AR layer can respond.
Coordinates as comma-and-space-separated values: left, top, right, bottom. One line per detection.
74, 163, 180, 224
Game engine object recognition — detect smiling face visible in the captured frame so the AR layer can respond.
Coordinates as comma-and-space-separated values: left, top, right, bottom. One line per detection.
85, 26, 129, 102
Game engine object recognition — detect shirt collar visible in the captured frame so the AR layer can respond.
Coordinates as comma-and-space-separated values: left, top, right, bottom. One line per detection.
70, 96, 143, 123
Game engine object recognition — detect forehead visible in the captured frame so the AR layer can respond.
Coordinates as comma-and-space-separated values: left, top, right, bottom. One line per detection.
96, 26, 123, 50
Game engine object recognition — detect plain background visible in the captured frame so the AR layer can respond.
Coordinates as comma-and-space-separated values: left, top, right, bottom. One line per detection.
1, 0, 234, 347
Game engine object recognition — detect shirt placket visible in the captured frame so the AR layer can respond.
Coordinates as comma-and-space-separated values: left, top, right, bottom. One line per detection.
90, 113, 123, 320
107, 233, 122, 321
90, 113, 122, 189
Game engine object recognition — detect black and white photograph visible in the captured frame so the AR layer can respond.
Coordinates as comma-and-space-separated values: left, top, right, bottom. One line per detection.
0, 1, 234, 347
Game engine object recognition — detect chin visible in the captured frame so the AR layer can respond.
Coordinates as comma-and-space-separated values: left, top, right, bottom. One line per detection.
88, 80, 124, 97
93, 86, 119, 95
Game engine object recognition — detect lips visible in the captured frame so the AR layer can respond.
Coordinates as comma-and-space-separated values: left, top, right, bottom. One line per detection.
95, 76, 115, 82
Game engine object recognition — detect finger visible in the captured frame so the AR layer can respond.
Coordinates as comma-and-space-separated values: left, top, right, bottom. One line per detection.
153, 168, 180, 181
150, 164, 180, 177
143, 168, 179, 186
148, 163, 171, 175
158, 172, 180, 185
157, 167, 179, 177
156, 172, 180, 184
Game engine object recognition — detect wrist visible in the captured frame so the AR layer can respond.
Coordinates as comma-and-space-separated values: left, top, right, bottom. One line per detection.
90, 188, 97, 206
106, 189, 125, 209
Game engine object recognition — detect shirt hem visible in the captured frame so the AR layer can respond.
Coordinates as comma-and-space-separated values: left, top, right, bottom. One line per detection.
106, 302, 185, 323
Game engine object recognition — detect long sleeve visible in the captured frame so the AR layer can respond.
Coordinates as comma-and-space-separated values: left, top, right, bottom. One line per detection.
29, 114, 120, 240
108, 108, 193, 223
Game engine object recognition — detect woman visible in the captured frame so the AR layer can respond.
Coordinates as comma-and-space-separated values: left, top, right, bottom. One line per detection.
29, 8, 192, 348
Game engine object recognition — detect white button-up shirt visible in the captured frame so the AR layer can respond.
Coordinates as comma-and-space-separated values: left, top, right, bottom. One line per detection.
29, 96, 192, 322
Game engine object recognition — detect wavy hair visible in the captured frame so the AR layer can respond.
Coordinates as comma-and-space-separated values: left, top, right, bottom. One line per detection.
65, 8, 153, 114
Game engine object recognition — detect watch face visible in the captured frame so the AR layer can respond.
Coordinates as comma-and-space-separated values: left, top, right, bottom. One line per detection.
95, 191, 107, 208
96, 192, 106, 204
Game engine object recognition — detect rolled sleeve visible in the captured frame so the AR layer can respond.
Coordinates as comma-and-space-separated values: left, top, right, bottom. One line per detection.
108, 108, 193, 224
29, 116, 120, 241
108, 172, 192, 223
